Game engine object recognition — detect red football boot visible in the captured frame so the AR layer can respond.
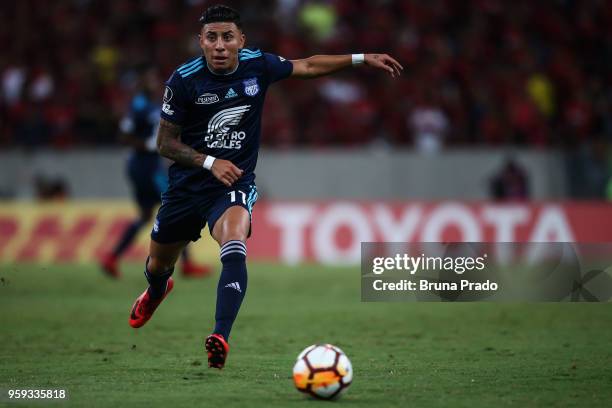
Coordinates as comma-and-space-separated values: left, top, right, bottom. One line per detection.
205, 334, 230, 369
181, 260, 213, 278
129, 278, 174, 328
100, 254, 120, 279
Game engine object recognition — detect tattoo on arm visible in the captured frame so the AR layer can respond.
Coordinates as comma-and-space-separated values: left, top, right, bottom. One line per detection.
157, 119, 205, 167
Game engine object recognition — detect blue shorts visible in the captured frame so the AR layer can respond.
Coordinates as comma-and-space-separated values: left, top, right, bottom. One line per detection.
127, 157, 167, 210
151, 183, 258, 244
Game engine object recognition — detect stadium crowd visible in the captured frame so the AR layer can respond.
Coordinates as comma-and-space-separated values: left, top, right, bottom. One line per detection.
1, 0, 611, 151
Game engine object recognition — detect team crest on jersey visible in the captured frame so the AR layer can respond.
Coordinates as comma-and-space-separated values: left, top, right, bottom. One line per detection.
243, 78, 259, 96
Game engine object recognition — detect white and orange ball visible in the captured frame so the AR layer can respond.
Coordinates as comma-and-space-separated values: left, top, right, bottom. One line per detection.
292, 344, 353, 400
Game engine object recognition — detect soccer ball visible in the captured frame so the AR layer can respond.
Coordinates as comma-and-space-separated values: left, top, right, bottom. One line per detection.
292, 344, 353, 399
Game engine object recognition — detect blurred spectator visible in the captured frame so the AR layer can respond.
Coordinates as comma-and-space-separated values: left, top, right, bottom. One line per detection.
34, 174, 69, 201
299, 1, 337, 41
489, 159, 530, 200
91, 30, 120, 85
408, 90, 449, 153
526, 73, 555, 118
2, 65, 26, 107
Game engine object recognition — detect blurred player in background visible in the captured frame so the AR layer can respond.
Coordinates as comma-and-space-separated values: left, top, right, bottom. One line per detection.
100, 68, 211, 279
127, 5, 402, 368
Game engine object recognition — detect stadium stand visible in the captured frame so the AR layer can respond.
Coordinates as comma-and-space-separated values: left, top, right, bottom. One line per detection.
0, 0, 610, 150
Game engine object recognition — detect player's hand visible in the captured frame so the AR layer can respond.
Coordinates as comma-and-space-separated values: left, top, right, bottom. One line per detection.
364, 54, 403, 78
211, 159, 243, 187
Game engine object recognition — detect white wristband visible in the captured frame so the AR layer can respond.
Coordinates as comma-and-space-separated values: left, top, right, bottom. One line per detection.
145, 135, 157, 152
203, 155, 216, 170
351, 53, 365, 65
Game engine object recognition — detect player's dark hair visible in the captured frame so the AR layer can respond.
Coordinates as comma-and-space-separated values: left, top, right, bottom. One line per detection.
199, 5, 242, 30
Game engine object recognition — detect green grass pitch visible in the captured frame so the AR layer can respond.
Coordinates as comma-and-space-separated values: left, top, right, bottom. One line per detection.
1, 262, 612, 407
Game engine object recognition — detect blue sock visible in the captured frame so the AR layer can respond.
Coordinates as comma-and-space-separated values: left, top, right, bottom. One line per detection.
214, 240, 248, 341
144, 257, 174, 299
182, 247, 191, 262
113, 219, 145, 257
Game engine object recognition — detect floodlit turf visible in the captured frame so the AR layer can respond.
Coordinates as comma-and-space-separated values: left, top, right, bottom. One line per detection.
1, 263, 612, 407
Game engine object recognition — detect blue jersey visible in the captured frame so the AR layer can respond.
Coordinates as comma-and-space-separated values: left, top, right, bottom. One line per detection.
120, 93, 161, 161
120, 93, 166, 206
160, 48, 293, 194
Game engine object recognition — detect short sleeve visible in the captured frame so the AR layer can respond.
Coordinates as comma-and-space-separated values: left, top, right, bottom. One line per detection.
264, 53, 294, 83
160, 72, 189, 125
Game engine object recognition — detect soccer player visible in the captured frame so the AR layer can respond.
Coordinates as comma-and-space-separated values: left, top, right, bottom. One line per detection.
128, 5, 402, 369
100, 68, 211, 279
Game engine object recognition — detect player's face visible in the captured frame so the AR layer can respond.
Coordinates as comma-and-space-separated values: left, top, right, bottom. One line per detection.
200, 22, 245, 74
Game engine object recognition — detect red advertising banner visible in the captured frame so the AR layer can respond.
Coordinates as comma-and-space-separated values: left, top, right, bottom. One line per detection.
1, 201, 612, 264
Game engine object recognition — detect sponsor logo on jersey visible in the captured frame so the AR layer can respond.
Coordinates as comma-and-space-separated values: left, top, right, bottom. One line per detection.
225, 88, 238, 99
279, 56, 286, 61
205, 105, 251, 149
196, 93, 219, 104
163, 86, 173, 103
207, 105, 250, 134
243, 78, 259, 96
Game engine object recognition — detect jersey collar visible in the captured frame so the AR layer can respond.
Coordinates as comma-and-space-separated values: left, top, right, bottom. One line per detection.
205, 56, 240, 76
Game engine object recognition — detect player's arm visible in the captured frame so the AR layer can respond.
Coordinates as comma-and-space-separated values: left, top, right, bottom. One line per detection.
156, 119, 242, 187
290, 54, 403, 79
